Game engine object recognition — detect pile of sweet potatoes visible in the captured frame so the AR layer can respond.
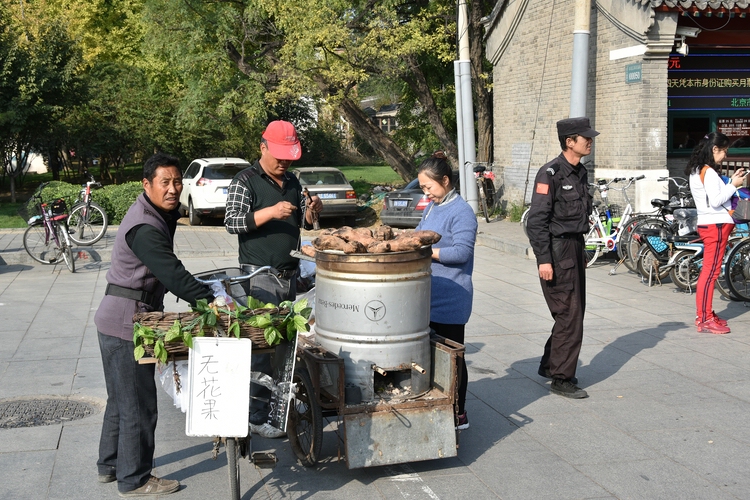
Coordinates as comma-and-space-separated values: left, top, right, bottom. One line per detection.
301, 226, 441, 256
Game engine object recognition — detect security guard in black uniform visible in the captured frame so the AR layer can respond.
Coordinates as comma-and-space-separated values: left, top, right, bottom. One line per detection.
526, 117, 599, 399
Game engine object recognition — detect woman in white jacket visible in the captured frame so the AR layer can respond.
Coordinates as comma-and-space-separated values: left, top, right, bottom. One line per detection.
686, 132, 745, 334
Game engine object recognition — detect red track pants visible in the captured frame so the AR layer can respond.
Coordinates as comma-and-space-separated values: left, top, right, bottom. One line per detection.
696, 223, 733, 323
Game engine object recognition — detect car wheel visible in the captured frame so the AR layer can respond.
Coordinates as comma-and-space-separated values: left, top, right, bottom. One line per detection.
188, 199, 201, 226
344, 215, 356, 227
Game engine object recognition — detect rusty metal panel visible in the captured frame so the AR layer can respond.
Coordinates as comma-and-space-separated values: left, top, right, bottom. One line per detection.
430, 335, 464, 405
343, 404, 456, 469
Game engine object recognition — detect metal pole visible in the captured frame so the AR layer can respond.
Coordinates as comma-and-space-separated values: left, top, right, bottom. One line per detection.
454, 61, 466, 199
569, 0, 591, 118
457, 0, 478, 212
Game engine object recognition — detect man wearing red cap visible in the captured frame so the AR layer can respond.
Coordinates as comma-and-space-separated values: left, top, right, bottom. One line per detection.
225, 120, 322, 438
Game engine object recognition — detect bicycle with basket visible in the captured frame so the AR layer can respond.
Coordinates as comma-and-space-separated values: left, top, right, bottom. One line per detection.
20, 182, 76, 272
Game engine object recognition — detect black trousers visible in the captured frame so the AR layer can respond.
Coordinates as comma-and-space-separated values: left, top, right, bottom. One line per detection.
430, 322, 468, 415
97, 332, 157, 493
539, 236, 586, 380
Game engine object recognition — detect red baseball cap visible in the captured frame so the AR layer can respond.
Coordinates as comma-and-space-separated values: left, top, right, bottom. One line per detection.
262, 120, 302, 161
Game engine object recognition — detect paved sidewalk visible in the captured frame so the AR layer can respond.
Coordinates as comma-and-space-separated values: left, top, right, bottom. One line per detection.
0, 217, 532, 266
2, 217, 750, 499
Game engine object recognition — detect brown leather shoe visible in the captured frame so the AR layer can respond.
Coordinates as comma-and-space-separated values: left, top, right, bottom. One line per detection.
119, 476, 180, 497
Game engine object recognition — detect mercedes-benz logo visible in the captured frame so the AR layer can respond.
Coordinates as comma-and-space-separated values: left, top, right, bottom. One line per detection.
364, 300, 386, 322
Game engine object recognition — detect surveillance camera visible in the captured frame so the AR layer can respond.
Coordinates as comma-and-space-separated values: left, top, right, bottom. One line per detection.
676, 42, 689, 56
676, 26, 701, 38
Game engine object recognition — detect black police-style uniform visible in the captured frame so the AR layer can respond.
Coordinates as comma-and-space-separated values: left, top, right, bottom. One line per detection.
526, 153, 592, 381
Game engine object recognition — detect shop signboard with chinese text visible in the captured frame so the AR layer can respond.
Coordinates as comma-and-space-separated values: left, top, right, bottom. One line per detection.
668, 53, 750, 110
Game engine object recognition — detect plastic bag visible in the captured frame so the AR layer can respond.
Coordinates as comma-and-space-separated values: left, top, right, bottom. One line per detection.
158, 360, 191, 413
209, 281, 234, 308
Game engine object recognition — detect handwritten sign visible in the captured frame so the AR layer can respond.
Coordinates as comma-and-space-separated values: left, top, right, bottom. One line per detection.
185, 338, 252, 437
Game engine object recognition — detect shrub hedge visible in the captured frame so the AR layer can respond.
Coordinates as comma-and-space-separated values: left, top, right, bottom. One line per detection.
25, 181, 144, 225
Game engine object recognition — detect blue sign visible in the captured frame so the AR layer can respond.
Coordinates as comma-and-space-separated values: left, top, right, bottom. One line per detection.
626, 63, 642, 84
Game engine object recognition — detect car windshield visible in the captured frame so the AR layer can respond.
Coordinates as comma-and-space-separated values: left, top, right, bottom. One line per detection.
203, 165, 248, 180
299, 171, 348, 185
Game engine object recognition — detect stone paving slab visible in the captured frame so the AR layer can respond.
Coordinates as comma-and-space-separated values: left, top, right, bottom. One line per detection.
1, 220, 750, 499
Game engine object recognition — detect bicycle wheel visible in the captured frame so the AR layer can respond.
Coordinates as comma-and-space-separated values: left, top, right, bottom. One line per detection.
287, 367, 323, 467
56, 225, 76, 273
616, 215, 652, 272
725, 239, 750, 301
521, 207, 530, 238
717, 236, 742, 300
628, 218, 671, 271
23, 222, 60, 264
584, 226, 602, 267
68, 202, 108, 245
226, 438, 240, 500
478, 183, 490, 223
669, 250, 700, 292
637, 247, 671, 282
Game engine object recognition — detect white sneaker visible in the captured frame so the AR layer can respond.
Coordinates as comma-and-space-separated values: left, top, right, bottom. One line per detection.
250, 423, 286, 439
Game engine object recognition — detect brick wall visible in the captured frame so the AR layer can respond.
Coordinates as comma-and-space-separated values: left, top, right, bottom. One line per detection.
489, 0, 673, 209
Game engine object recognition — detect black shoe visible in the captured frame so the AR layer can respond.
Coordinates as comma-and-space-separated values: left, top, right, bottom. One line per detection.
98, 473, 116, 484
550, 379, 588, 399
538, 366, 578, 385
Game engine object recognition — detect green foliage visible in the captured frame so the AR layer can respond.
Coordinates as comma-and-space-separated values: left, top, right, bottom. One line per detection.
0, 202, 27, 228
338, 166, 405, 186
18, 180, 143, 226
507, 203, 527, 223
98, 182, 144, 224
133, 297, 313, 362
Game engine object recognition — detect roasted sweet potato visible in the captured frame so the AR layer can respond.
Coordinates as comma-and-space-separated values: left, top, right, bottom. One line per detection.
373, 225, 394, 241
334, 226, 376, 247
387, 236, 423, 252
312, 235, 366, 254
411, 230, 441, 245
300, 245, 317, 258
367, 241, 391, 253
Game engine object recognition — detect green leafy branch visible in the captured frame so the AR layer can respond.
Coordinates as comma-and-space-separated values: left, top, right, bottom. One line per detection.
133, 319, 202, 364
132, 297, 314, 362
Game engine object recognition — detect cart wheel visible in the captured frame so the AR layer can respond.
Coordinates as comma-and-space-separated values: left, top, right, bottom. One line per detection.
288, 367, 323, 467
226, 438, 241, 500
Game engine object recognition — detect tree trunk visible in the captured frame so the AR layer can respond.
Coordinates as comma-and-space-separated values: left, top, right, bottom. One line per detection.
225, 40, 417, 181
403, 56, 459, 170
48, 148, 60, 181
338, 98, 417, 181
470, 0, 493, 163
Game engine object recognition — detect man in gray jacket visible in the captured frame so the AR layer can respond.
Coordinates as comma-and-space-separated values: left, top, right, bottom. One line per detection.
94, 153, 214, 497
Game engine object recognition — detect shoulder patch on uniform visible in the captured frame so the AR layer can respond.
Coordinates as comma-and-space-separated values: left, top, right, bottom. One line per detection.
536, 183, 549, 195
546, 166, 558, 176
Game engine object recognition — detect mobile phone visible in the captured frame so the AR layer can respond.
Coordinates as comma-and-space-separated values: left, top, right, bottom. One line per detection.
743, 169, 750, 177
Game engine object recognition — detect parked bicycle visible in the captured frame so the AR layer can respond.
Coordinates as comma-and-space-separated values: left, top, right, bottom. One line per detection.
467, 161, 497, 223
583, 175, 645, 267
67, 170, 108, 245
22, 183, 76, 272
615, 176, 695, 274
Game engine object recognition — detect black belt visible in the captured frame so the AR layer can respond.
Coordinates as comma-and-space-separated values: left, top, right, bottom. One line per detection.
553, 233, 583, 240
241, 264, 297, 280
105, 283, 157, 307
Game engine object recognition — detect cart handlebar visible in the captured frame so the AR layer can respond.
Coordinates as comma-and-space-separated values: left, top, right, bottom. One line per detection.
193, 266, 272, 286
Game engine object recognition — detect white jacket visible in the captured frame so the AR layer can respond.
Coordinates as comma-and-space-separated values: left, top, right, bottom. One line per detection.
689, 166, 737, 225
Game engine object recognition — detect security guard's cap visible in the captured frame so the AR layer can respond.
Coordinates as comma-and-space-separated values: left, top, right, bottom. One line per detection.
557, 117, 600, 138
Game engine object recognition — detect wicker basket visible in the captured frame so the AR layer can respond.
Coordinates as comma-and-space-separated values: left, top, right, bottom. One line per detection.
134, 307, 287, 354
